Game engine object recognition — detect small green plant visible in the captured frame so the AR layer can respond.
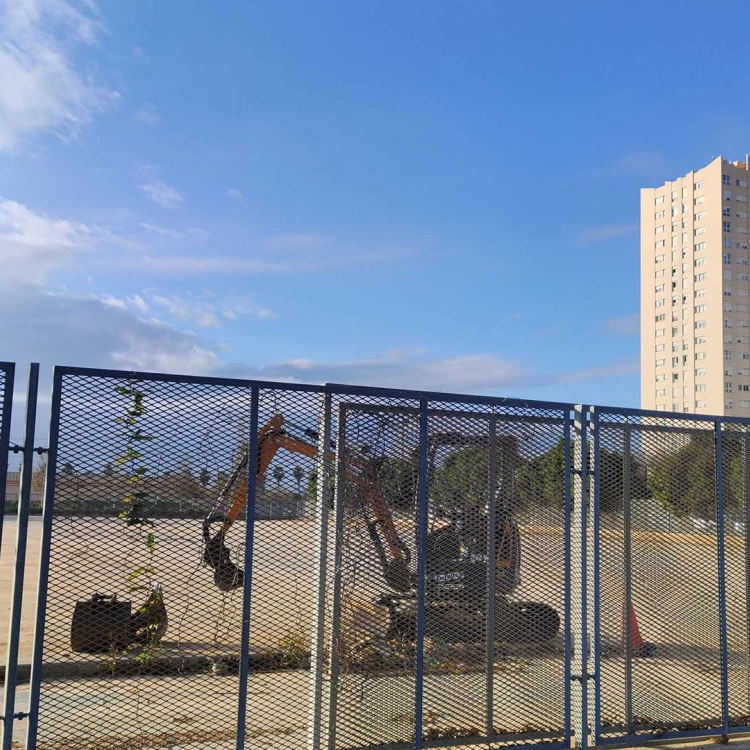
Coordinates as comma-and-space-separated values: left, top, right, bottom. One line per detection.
277, 628, 310, 668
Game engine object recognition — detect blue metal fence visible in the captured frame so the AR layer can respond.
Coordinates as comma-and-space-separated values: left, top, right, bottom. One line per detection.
1, 363, 750, 749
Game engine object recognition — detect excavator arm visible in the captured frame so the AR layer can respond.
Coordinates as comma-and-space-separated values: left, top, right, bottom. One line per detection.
203, 414, 412, 592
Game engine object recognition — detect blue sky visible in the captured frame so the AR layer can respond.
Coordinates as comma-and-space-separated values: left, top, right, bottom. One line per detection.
3, 0, 750, 421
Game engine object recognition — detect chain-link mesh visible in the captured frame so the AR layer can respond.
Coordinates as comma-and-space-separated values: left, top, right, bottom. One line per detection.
595, 410, 738, 742
330, 398, 569, 750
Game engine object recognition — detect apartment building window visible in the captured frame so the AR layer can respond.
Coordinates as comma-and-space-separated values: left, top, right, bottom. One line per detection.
724, 238, 733, 248
696, 289, 706, 298
656, 195, 665, 204
740, 384, 750, 392
655, 314, 665, 322
672, 373, 679, 382
726, 368, 734, 376
723, 174, 732, 185
672, 191, 679, 200
723, 254, 731, 265
656, 389, 667, 397
696, 181, 706, 190
740, 289, 749, 297
695, 242, 706, 251
695, 196, 706, 205
739, 369, 749, 377
739, 336, 750, 344
724, 207, 732, 217
696, 321, 707, 329
695, 305, 706, 313
695, 273, 706, 282
738, 242, 749, 249
726, 400, 734, 410
725, 270, 734, 279
739, 226, 748, 234
656, 284, 665, 292
738, 179, 748, 187
695, 211, 706, 221
696, 257, 706, 266
672, 207, 679, 217
656, 298, 665, 308
696, 383, 707, 392
656, 254, 665, 262
683, 341, 689, 350
672, 342, 679, 352
696, 368, 707, 377
696, 337, 706, 345
682, 188, 688, 198
656, 343, 666, 352
655, 210, 666, 219
657, 405, 667, 411
738, 210, 748, 219
725, 288, 733, 296
682, 203, 687, 214
726, 350, 733, 359
656, 374, 667, 382
739, 258, 749, 266
738, 273, 749, 281
671, 223, 678, 233
744, 353, 750, 360
725, 301, 733, 311
724, 221, 732, 232
740, 400, 750, 408
672, 267, 678, 276
695, 227, 707, 236
741, 320, 749, 328
656, 225, 665, 234
725, 191, 732, 201
739, 194, 748, 203
656, 329, 666, 337
725, 318, 733, 328
656, 269, 665, 278
696, 352, 707, 360
697, 400, 707, 408
725, 382, 734, 393
656, 240, 666, 248
670, 356, 678, 366
655, 358, 665, 367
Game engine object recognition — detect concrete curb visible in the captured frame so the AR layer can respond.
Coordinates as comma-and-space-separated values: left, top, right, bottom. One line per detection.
0, 648, 310, 684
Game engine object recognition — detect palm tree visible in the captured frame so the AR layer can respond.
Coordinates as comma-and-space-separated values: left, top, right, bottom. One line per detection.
292, 465, 304, 517
272, 465, 285, 491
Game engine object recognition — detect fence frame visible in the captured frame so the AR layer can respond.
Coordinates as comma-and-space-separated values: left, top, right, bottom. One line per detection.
5, 362, 750, 748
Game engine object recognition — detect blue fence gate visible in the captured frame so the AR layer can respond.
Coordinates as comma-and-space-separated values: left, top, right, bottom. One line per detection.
0, 362, 749, 750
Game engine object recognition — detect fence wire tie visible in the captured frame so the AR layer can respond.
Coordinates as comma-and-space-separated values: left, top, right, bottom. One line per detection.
9, 444, 47, 454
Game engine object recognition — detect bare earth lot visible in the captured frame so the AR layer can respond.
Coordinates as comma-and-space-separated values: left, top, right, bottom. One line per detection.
2, 515, 749, 749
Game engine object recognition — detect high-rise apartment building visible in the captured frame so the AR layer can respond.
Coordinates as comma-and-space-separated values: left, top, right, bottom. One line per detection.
641, 156, 750, 415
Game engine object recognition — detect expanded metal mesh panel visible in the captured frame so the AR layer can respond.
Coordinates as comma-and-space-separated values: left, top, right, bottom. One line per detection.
0, 362, 13, 521
33, 373, 321, 750
331, 399, 570, 750
596, 412, 724, 741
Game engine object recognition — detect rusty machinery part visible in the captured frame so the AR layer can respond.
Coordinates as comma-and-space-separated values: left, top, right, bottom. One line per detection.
71, 585, 168, 653
202, 516, 243, 592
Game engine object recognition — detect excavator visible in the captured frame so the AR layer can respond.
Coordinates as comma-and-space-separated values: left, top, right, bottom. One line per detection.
202, 414, 560, 646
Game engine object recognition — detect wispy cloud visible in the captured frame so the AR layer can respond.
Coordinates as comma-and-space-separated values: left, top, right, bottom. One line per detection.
140, 222, 183, 240
0, 0, 118, 152
151, 292, 274, 328
138, 179, 183, 209
226, 188, 244, 201
603, 313, 640, 336
577, 224, 637, 245
262, 232, 332, 251
134, 105, 161, 126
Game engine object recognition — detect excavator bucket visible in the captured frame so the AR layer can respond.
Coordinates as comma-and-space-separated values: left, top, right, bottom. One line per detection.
202, 518, 243, 592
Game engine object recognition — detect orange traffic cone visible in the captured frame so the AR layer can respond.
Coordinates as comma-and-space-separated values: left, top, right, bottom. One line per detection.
622, 601, 656, 657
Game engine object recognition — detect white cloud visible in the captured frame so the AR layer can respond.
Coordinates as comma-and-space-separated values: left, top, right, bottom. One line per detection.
0, 283, 221, 375
603, 313, 640, 336
134, 105, 161, 126
226, 188, 244, 201
127, 294, 149, 314
0, 198, 101, 279
151, 292, 274, 329
577, 224, 637, 245
137, 179, 183, 209
0, 0, 118, 151
139, 221, 183, 240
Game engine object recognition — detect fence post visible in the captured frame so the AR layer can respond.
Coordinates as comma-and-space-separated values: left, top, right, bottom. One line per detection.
571, 405, 590, 749
715, 420, 730, 737
744, 431, 750, 721
622, 418, 634, 737
0, 362, 15, 554
235, 387, 260, 750
590, 407, 602, 745
564, 410, 573, 747
2, 363, 40, 750
25, 368, 62, 750
325, 405, 348, 750
308, 393, 332, 750
485, 412, 497, 741
414, 399, 429, 750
